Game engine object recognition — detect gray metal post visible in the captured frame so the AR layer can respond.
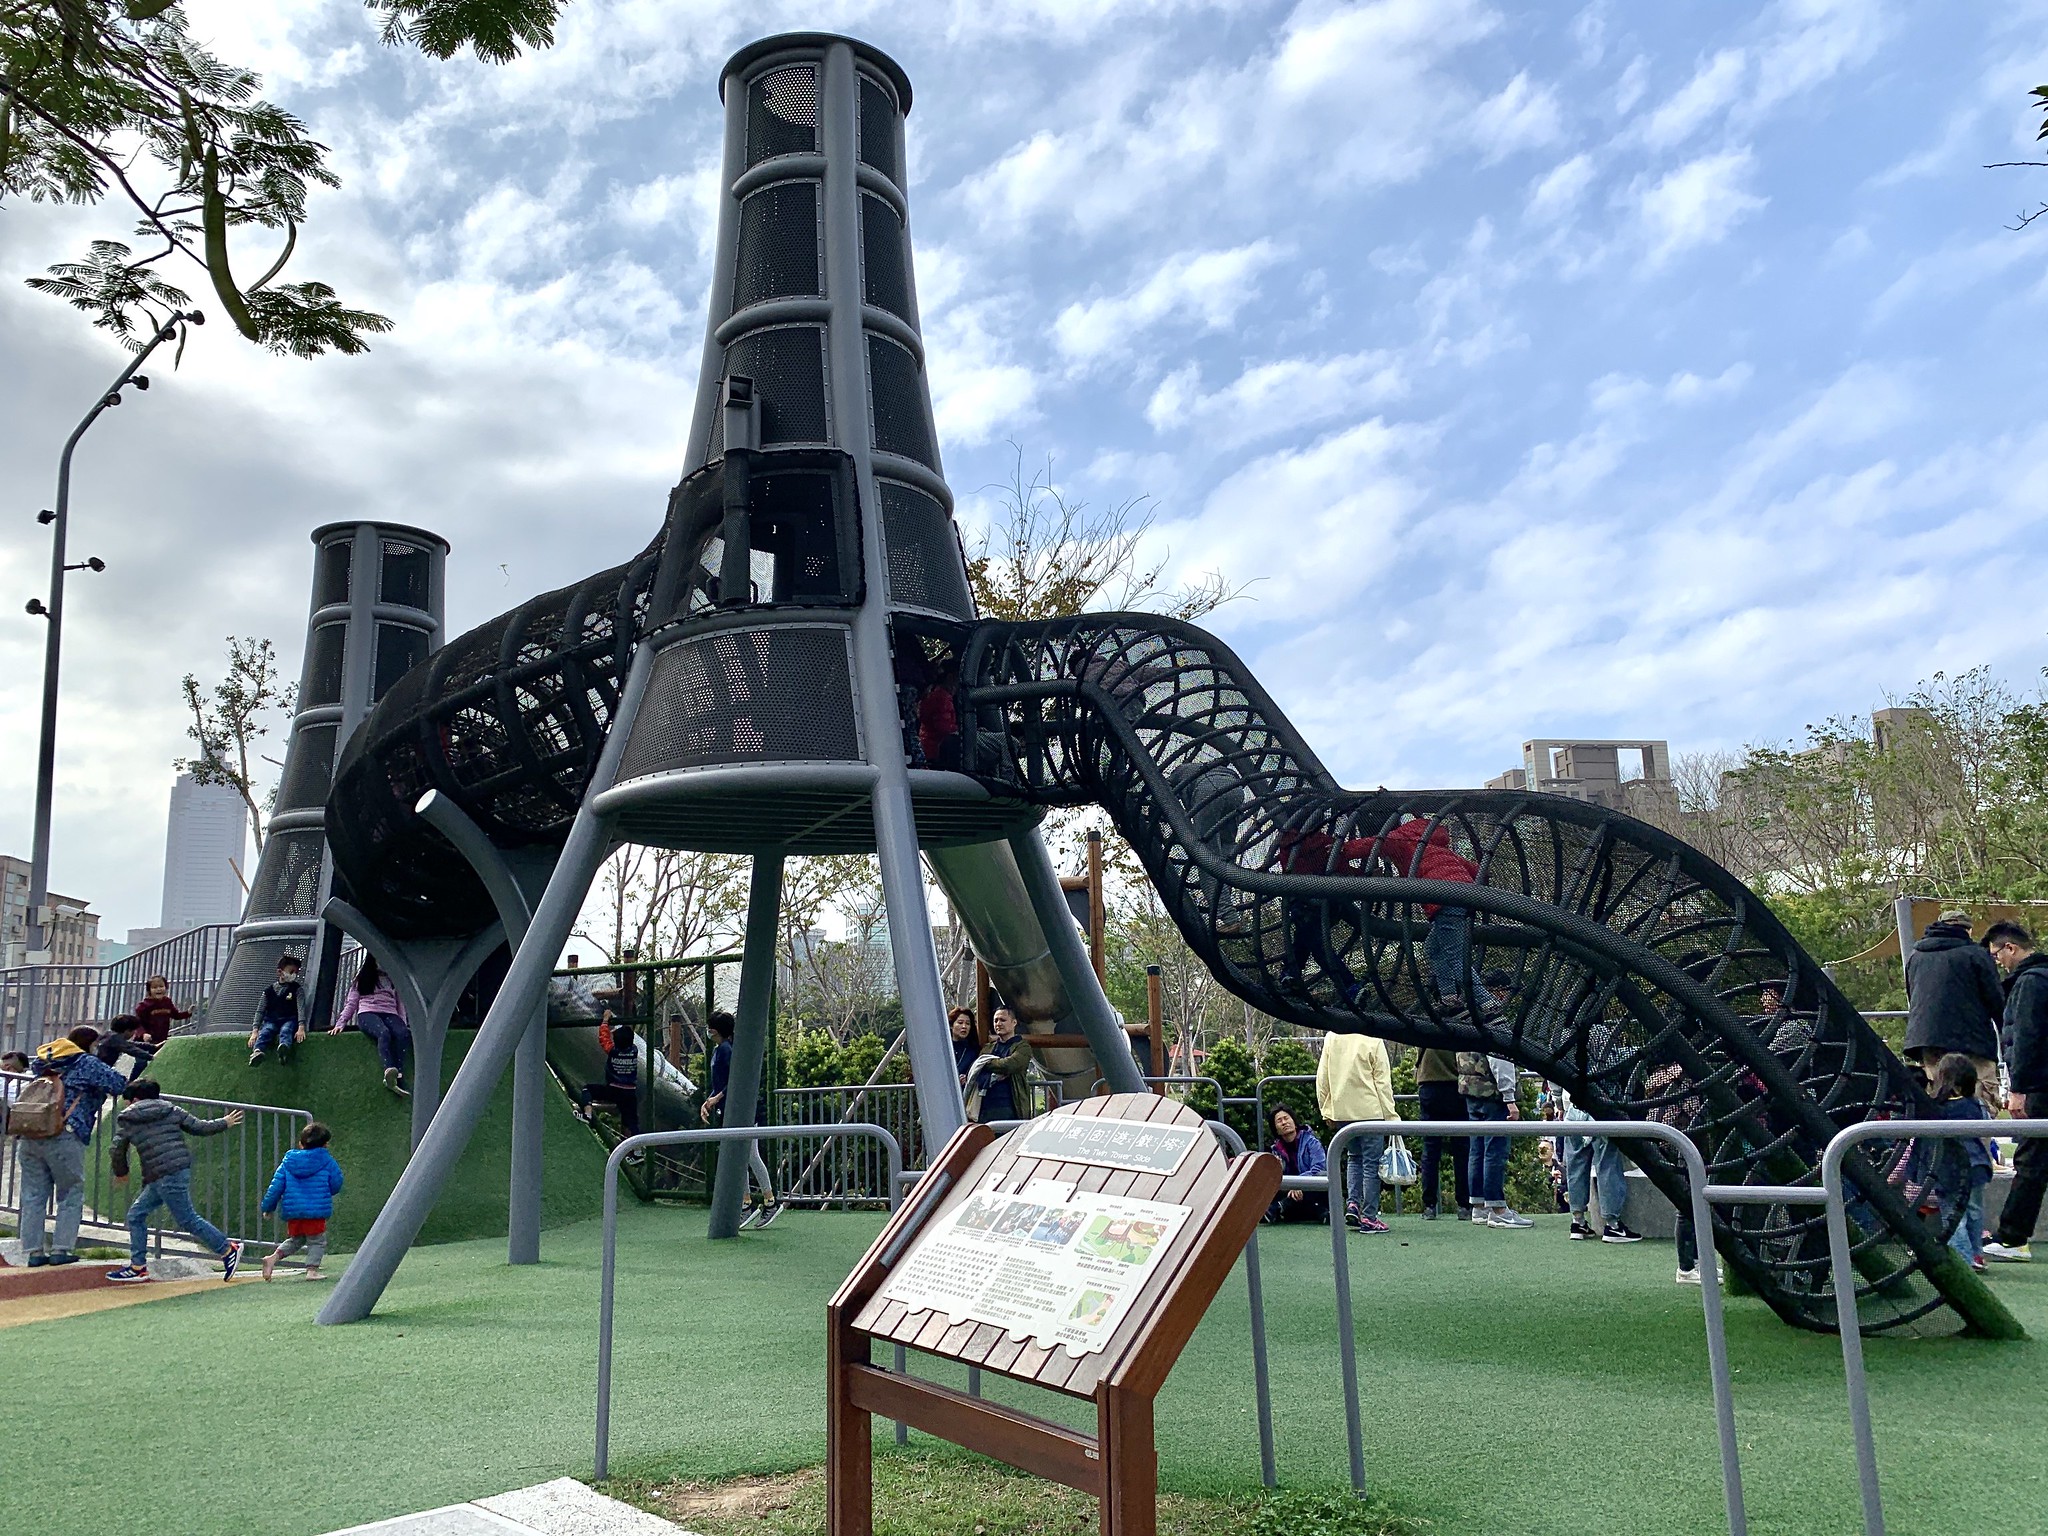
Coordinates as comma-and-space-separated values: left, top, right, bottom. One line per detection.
1008, 828, 1146, 1094
318, 645, 653, 1324
415, 790, 546, 1264
708, 854, 783, 1239
1206, 1119, 1276, 1489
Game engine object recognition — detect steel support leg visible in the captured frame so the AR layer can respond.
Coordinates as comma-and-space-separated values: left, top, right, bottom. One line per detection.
709, 854, 782, 1239
1008, 827, 1146, 1095
876, 779, 967, 1141
318, 645, 653, 1324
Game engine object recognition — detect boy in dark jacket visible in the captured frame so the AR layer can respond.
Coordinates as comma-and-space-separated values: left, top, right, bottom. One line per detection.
105, 1079, 244, 1283
1986, 922, 2048, 1262
261, 1122, 344, 1280
247, 954, 305, 1065
93, 1015, 157, 1078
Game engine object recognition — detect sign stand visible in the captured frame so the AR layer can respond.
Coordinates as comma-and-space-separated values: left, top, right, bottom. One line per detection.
826, 1094, 1280, 1536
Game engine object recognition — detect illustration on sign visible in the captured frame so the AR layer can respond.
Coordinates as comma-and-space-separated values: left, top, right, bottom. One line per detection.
1011, 1116, 1204, 1177
878, 1174, 1192, 1356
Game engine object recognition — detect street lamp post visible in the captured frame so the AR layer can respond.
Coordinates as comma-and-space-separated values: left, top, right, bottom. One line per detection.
24, 309, 201, 971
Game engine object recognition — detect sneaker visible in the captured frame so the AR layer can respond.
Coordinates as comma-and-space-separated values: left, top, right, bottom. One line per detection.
1972, 1257, 1988, 1273
1456, 1205, 1473, 1222
248, 1050, 264, 1066
1983, 1240, 2032, 1263
1676, 1266, 1702, 1286
1569, 1217, 1597, 1241
1487, 1208, 1533, 1229
222, 1240, 243, 1282
1602, 1221, 1645, 1245
105, 1265, 151, 1283
277, 1039, 293, 1063
756, 1200, 785, 1229
1355, 1213, 1389, 1234
45, 1251, 77, 1267
383, 1066, 408, 1097
1422, 1205, 1439, 1221
26, 1251, 49, 1269
1345, 1202, 1364, 1231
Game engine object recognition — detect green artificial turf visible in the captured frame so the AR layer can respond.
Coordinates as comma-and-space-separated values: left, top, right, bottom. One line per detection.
5, 1207, 2044, 1535
146, 1030, 608, 1250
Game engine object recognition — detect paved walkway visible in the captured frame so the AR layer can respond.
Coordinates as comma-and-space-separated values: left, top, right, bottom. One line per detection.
324, 1479, 697, 1536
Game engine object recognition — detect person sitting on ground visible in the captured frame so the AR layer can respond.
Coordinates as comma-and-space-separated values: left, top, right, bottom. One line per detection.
94, 1014, 158, 1079
1316, 1028, 1394, 1233
1904, 909, 2005, 1111
246, 954, 306, 1065
1264, 1106, 1330, 1223
1558, 1085, 1643, 1244
1920, 1054, 1994, 1273
333, 954, 412, 1096
1458, 1046, 1529, 1229
261, 1121, 344, 1281
578, 1010, 642, 1138
104, 1078, 244, 1284
129, 975, 191, 1045
949, 1007, 980, 1085
16, 1028, 128, 1268
970, 1006, 1034, 1124
1985, 922, 2048, 1263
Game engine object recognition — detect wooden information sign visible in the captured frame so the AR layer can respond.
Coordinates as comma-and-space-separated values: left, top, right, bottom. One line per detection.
826, 1093, 1281, 1536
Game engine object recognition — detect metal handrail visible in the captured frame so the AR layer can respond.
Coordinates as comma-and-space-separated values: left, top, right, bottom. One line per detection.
1312, 1118, 1744, 1536
594, 1122, 904, 1478
1819, 1117, 2048, 1536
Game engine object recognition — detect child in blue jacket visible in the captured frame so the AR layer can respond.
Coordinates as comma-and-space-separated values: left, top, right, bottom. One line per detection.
261, 1121, 344, 1280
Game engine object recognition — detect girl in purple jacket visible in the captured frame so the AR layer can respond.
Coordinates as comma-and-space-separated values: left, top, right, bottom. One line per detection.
335, 955, 411, 1096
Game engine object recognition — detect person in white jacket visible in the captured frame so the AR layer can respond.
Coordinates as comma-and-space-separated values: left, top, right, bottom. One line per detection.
1317, 1031, 1397, 1234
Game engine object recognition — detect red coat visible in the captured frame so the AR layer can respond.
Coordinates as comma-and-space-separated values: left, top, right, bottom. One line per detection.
130, 995, 190, 1045
1373, 819, 1477, 914
917, 685, 958, 765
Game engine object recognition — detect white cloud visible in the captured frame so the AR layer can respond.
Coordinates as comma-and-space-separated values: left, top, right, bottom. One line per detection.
1632, 148, 1765, 262
1637, 48, 1747, 150
1526, 153, 1596, 222
1752, 0, 1894, 112
1053, 241, 1285, 364
1474, 72, 1565, 162
1143, 352, 1406, 444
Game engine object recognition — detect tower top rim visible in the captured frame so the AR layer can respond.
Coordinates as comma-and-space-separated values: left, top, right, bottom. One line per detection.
719, 32, 913, 113
309, 521, 452, 553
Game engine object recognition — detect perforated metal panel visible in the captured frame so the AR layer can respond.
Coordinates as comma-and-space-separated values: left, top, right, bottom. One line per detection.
616, 625, 860, 781
373, 624, 430, 702
858, 74, 901, 184
881, 481, 973, 618
747, 65, 818, 165
866, 333, 936, 468
245, 828, 326, 919
314, 539, 351, 608
860, 194, 911, 320
274, 723, 338, 813
380, 541, 432, 608
733, 181, 822, 311
303, 622, 347, 706
711, 326, 830, 457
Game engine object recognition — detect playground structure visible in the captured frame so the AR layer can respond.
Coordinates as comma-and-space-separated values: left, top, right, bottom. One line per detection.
265, 32, 2012, 1342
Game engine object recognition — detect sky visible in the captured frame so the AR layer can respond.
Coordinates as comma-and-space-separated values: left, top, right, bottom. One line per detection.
3, 0, 2048, 940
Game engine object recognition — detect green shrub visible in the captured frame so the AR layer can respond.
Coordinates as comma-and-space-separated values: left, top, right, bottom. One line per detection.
784, 1028, 844, 1089
1253, 1488, 1428, 1536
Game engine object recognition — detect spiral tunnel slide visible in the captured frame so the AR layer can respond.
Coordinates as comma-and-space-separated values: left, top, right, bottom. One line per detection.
326, 591, 2014, 1338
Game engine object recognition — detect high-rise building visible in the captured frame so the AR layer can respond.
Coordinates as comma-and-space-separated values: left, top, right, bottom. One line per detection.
0, 854, 101, 968
1489, 739, 1678, 823
160, 773, 249, 931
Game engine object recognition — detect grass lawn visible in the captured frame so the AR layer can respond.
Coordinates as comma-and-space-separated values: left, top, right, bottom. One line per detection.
6, 1203, 2043, 1535
146, 1031, 608, 1250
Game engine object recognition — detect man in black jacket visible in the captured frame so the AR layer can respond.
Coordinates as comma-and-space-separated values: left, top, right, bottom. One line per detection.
1984, 922, 2048, 1262
1904, 908, 2005, 1110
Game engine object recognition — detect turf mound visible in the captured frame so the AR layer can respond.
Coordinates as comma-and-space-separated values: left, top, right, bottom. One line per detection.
147, 1030, 608, 1251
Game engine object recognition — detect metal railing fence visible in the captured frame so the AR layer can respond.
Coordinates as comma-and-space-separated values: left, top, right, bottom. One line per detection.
0, 923, 235, 1057
595, 1122, 905, 1477
767, 1078, 1062, 1206
2, 1072, 310, 1256
1311, 1118, 1744, 1535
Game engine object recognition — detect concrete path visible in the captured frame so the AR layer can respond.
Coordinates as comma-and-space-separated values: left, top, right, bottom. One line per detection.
323, 1478, 698, 1536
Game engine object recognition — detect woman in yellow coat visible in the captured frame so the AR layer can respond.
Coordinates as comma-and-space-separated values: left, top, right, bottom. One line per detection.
1317, 1032, 1397, 1233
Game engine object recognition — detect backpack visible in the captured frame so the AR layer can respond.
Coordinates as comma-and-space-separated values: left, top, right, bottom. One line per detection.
6, 1073, 68, 1139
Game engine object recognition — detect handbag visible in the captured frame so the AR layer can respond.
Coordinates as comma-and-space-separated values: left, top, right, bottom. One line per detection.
1379, 1134, 1418, 1187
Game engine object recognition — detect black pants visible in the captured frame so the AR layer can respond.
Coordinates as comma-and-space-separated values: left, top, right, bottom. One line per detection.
1995, 1091, 2048, 1246
1267, 1191, 1330, 1223
583, 1083, 640, 1137
1677, 1211, 1698, 1271
1416, 1080, 1471, 1212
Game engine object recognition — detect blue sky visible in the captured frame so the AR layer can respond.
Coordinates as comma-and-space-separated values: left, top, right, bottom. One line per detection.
3, 0, 2047, 937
